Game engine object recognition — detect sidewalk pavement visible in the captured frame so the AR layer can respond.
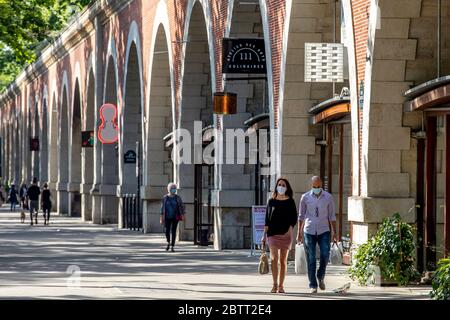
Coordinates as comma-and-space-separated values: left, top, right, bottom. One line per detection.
0, 205, 432, 300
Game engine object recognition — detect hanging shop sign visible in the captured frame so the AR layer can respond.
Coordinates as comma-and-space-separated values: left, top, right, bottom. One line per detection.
213, 92, 237, 114
222, 38, 267, 74
124, 150, 137, 164
359, 80, 365, 109
81, 131, 95, 148
30, 137, 39, 151
98, 103, 119, 144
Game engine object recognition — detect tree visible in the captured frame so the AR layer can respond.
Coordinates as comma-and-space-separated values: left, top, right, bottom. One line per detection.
0, 0, 92, 92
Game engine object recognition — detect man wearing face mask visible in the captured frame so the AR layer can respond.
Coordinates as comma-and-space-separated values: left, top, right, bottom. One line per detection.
297, 176, 337, 293
160, 182, 185, 252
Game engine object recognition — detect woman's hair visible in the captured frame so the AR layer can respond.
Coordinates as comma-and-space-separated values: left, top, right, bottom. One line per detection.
167, 182, 177, 193
43, 183, 48, 189
272, 177, 294, 199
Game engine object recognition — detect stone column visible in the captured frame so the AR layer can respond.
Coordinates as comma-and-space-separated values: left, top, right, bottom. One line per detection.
91, 15, 103, 224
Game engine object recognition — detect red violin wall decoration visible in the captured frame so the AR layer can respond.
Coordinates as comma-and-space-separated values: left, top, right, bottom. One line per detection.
98, 103, 119, 144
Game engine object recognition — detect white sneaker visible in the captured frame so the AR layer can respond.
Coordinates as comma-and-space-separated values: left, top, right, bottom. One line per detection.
310, 288, 318, 294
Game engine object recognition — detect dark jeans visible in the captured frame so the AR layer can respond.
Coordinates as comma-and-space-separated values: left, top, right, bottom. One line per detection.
165, 218, 179, 246
304, 231, 331, 289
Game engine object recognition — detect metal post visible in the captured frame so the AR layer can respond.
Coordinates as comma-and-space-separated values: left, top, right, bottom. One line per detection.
338, 124, 344, 240
425, 116, 437, 271
438, 0, 441, 78
445, 114, 450, 257
136, 141, 141, 231
327, 124, 333, 193
332, 0, 337, 96
416, 138, 425, 272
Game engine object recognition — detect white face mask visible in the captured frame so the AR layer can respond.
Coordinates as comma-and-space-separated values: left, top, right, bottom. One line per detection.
277, 186, 287, 195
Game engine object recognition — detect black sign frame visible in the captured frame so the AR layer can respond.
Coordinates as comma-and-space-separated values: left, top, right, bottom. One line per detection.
81, 131, 95, 148
124, 150, 137, 164
222, 38, 267, 74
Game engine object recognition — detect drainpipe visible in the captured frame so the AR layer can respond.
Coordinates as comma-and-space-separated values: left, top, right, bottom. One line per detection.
438, 0, 441, 78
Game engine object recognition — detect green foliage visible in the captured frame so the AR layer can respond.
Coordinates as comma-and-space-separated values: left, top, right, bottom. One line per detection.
349, 213, 420, 286
0, 0, 92, 92
430, 258, 450, 300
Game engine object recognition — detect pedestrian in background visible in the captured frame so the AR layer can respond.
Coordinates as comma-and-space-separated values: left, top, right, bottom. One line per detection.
160, 182, 185, 252
41, 182, 52, 225
0, 183, 6, 206
27, 178, 41, 225
297, 176, 337, 293
261, 177, 298, 294
19, 183, 28, 210
9, 184, 18, 211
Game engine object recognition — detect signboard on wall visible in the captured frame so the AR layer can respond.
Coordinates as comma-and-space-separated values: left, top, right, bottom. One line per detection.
222, 38, 267, 74
252, 205, 267, 249
81, 131, 94, 148
305, 43, 344, 83
124, 150, 137, 164
98, 103, 119, 144
30, 137, 39, 151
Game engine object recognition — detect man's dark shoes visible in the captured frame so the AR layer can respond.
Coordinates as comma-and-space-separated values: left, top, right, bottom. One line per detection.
166, 243, 170, 251
171, 246, 175, 252
319, 279, 326, 290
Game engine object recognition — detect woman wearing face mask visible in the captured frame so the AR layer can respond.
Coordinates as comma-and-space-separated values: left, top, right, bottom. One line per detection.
160, 182, 185, 252
261, 177, 298, 294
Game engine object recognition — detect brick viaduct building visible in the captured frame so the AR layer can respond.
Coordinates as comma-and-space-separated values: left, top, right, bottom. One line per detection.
0, 0, 449, 270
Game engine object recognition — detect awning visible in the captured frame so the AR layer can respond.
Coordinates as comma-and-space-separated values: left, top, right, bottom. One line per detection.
404, 76, 450, 112
244, 113, 270, 133
308, 96, 351, 124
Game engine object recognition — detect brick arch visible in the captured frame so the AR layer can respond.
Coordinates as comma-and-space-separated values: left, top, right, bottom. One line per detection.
57, 71, 70, 214
119, 20, 145, 190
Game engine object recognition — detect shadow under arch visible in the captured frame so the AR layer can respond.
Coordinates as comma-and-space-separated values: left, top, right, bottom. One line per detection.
69, 79, 82, 217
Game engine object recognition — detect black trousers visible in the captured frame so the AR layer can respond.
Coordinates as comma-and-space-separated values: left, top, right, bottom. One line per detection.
164, 218, 179, 246
43, 205, 51, 221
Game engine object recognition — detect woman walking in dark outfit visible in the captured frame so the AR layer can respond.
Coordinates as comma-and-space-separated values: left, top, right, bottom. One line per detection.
160, 182, 185, 252
261, 177, 298, 294
9, 184, 18, 211
41, 183, 52, 225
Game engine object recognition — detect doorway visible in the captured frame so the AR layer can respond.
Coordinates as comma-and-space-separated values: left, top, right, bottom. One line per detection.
194, 163, 214, 246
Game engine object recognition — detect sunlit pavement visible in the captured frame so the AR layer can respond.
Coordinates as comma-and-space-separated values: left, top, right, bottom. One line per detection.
0, 205, 431, 300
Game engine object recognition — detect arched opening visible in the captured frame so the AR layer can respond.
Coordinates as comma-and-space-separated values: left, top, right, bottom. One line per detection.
121, 42, 143, 229
58, 86, 70, 214
69, 80, 82, 217
49, 93, 59, 211
144, 24, 173, 232
40, 99, 49, 183
217, 0, 270, 249
32, 101, 40, 180
101, 55, 119, 224
82, 70, 95, 221
180, 2, 213, 244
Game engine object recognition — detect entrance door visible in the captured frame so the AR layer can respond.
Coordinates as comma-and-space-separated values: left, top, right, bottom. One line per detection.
421, 113, 449, 270
194, 164, 214, 246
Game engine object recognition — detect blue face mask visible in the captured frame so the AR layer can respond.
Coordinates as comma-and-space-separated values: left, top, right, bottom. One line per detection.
312, 187, 322, 195
170, 188, 177, 194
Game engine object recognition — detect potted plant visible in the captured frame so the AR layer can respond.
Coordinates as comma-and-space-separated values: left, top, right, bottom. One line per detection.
430, 258, 450, 300
349, 213, 420, 286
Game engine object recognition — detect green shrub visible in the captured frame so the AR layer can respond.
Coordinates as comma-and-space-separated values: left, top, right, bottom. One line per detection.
430, 258, 450, 300
349, 213, 420, 286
